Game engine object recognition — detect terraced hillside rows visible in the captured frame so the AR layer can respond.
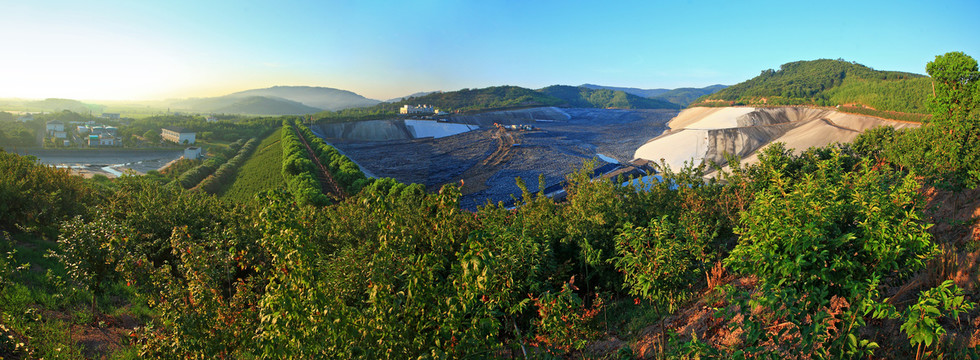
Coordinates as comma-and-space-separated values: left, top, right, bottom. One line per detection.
220, 130, 285, 202
194, 137, 259, 194
175, 139, 247, 189
279, 119, 369, 205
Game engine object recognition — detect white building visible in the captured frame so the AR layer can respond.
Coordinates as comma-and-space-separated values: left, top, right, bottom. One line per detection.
184, 147, 202, 159
53, 131, 67, 139
46, 121, 64, 132
161, 126, 196, 144
400, 104, 437, 115
99, 134, 115, 146
206, 116, 218, 123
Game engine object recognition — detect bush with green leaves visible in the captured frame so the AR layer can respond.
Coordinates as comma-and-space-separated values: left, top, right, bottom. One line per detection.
50, 216, 129, 314
614, 215, 709, 313
0, 150, 94, 233
900, 280, 976, 360
710, 148, 938, 357
531, 282, 603, 354
726, 150, 935, 299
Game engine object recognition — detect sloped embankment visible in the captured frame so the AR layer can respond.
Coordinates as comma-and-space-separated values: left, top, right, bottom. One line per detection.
634, 107, 919, 170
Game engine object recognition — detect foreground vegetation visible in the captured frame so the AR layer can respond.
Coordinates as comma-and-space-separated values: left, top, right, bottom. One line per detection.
0, 52, 977, 359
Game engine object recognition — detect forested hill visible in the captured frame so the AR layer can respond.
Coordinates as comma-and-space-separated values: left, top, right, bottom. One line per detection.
581, 84, 728, 106
652, 85, 728, 106
694, 59, 934, 114
316, 85, 682, 120
538, 85, 682, 109
400, 85, 565, 111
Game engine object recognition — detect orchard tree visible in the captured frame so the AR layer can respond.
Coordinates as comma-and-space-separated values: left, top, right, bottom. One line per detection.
925, 52, 980, 188
927, 51, 979, 123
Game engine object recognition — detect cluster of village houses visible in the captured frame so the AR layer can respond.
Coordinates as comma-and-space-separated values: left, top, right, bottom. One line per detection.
44, 119, 120, 147
43, 118, 197, 149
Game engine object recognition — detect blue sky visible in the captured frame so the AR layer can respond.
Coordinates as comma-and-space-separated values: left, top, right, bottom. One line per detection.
1, 0, 978, 100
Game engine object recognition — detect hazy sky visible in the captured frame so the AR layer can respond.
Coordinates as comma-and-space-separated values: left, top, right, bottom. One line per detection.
2, 0, 978, 101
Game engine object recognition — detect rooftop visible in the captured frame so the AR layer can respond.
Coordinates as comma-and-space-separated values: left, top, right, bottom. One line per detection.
162, 126, 192, 133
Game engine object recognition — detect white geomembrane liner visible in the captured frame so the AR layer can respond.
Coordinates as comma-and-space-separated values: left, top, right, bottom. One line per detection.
633, 129, 710, 171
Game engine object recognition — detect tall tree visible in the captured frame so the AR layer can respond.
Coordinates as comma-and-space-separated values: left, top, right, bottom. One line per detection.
926, 51, 979, 123
924, 52, 980, 188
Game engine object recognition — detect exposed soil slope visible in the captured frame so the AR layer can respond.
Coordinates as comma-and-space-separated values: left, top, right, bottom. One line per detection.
634, 106, 919, 170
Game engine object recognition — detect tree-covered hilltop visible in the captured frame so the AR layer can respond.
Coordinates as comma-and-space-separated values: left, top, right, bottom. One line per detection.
651, 84, 728, 106
313, 85, 681, 122
694, 59, 933, 114
538, 85, 682, 109
311, 85, 564, 120
407, 85, 567, 111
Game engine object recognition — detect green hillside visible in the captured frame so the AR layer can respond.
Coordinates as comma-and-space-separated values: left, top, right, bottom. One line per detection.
396, 85, 565, 112
652, 85, 727, 106
314, 84, 682, 122
825, 77, 934, 114
313, 85, 566, 120
694, 59, 931, 114
219, 130, 285, 202
538, 85, 682, 109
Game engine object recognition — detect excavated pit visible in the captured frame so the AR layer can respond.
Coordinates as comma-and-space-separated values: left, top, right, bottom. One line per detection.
317, 107, 678, 209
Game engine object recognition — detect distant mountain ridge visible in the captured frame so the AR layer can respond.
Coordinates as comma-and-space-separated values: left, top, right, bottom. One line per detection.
580, 84, 671, 98
171, 95, 322, 116
389, 86, 563, 112
227, 86, 380, 111
385, 91, 440, 103
168, 86, 381, 115
538, 85, 681, 109
580, 84, 728, 106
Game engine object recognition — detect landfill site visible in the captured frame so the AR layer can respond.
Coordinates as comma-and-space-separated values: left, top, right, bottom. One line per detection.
313, 107, 678, 209
313, 106, 917, 209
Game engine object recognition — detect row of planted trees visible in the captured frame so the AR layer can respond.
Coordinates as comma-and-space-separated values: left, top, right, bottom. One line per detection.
280, 119, 331, 206
293, 121, 370, 195
175, 138, 247, 189
279, 118, 369, 206
194, 137, 259, 194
